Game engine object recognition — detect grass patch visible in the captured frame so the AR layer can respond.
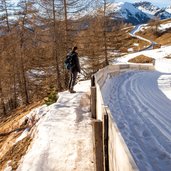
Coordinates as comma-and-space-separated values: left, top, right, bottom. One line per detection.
136, 18, 171, 46
128, 55, 154, 63
0, 136, 32, 170
0, 101, 43, 171
44, 87, 58, 106
165, 56, 171, 59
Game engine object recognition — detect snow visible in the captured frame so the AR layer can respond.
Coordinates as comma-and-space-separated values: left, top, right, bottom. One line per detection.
166, 7, 171, 14
15, 128, 30, 144
101, 70, 171, 171
27, 69, 45, 79
4, 161, 12, 171
137, 6, 156, 16
155, 58, 171, 73
158, 74, 171, 100
114, 45, 171, 65
130, 24, 153, 45
107, 2, 143, 20
17, 80, 94, 171
133, 43, 139, 46
127, 48, 134, 52
102, 34, 171, 170
158, 22, 171, 32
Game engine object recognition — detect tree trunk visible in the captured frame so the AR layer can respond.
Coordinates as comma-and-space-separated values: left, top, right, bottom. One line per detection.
20, 31, 29, 104
0, 79, 6, 115
103, 0, 109, 66
13, 62, 18, 108
52, 0, 62, 91
4, 0, 10, 32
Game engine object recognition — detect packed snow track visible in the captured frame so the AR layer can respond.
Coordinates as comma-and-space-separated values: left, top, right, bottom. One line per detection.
103, 70, 171, 171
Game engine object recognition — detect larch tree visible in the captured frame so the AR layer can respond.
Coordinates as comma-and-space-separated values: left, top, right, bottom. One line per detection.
14, 0, 39, 104
0, 0, 13, 32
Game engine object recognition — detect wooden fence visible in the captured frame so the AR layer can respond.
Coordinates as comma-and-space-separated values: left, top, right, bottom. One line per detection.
91, 64, 154, 171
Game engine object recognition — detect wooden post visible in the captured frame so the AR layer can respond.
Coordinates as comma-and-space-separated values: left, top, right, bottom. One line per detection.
104, 113, 109, 171
93, 120, 104, 171
91, 75, 95, 87
91, 86, 96, 119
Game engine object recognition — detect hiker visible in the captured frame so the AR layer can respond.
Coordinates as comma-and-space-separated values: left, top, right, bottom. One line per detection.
67, 46, 80, 93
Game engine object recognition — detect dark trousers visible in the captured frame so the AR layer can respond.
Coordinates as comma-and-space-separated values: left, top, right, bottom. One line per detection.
69, 71, 78, 90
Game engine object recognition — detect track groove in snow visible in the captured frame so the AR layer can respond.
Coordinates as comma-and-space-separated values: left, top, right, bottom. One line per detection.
103, 71, 171, 171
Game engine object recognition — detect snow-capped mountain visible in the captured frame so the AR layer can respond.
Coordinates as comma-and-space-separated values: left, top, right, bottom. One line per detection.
107, 2, 150, 25
133, 1, 160, 16
165, 6, 171, 15
107, 1, 171, 25
134, 1, 171, 20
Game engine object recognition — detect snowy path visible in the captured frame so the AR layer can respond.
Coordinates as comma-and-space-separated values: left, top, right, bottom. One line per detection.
104, 71, 171, 171
17, 81, 95, 171
130, 24, 156, 50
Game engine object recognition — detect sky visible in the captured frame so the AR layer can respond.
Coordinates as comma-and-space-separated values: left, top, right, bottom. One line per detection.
11, 0, 171, 8
115, 0, 171, 7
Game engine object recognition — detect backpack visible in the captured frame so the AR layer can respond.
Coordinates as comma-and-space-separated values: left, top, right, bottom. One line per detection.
64, 53, 74, 70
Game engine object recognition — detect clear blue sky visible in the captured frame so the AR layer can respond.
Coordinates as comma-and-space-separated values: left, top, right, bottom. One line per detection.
11, 0, 171, 8
115, 0, 171, 8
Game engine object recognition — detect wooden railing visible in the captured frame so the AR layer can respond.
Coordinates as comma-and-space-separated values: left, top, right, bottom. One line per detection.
91, 64, 154, 171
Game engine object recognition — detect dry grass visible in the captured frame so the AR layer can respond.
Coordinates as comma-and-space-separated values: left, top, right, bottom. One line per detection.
0, 101, 43, 171
137, 19, 171, 46
0, 136, 32, 171
165, 56, 171, 59
128, 55, 154, 63
156, 32, 171, 45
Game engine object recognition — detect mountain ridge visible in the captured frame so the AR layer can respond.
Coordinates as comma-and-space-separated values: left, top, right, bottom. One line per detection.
106, 1, 171, 25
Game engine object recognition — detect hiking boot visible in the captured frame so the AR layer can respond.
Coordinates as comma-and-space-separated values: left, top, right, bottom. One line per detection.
69, 89, 76, 93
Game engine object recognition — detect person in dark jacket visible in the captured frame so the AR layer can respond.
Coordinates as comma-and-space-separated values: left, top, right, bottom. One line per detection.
68, 46, 80, 93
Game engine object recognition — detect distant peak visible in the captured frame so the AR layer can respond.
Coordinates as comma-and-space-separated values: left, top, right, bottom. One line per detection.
133, 1, 152, 6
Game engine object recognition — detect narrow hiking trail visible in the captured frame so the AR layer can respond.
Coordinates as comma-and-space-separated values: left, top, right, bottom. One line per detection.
15, 81, 95, 171
102, 70, 171, 171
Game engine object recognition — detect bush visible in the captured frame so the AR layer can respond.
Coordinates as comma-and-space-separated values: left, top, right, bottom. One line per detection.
44, 87, 58, 106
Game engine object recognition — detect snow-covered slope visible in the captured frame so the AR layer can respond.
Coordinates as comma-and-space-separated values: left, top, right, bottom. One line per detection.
133, 1, 171, 20
133, 1, 160, 16
166, 6, 171, 14
107, 2, 151, 25
114, 45, 171, 66
106, 1, 171, 25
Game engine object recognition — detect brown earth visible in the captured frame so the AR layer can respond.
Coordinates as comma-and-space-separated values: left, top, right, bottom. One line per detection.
0, 101, 43, 171
136, 19, 171, 46
128, 55, 154, 63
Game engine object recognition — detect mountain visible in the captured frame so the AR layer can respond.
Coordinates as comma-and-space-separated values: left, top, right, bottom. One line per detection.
134, 1, 171, 20
133, 1, 160, 16
106, 1, 171, 25
165, 6, 171, 14
107, 2, 151, 25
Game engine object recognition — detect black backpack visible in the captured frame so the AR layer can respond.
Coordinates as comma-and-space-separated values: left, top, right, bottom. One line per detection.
64, 53, 74, 70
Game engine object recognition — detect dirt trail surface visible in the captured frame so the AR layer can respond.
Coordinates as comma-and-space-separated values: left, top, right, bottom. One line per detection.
102, 70, 171, 171
17, 80, 95, 171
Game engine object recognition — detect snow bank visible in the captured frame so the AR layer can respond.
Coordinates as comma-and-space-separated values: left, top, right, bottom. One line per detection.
155, 58, 171, 73
114, 45, 171, 63
158, 22, 171, 32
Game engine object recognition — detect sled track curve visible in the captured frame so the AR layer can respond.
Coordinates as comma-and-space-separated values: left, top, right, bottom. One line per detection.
107, 70, 171, 171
